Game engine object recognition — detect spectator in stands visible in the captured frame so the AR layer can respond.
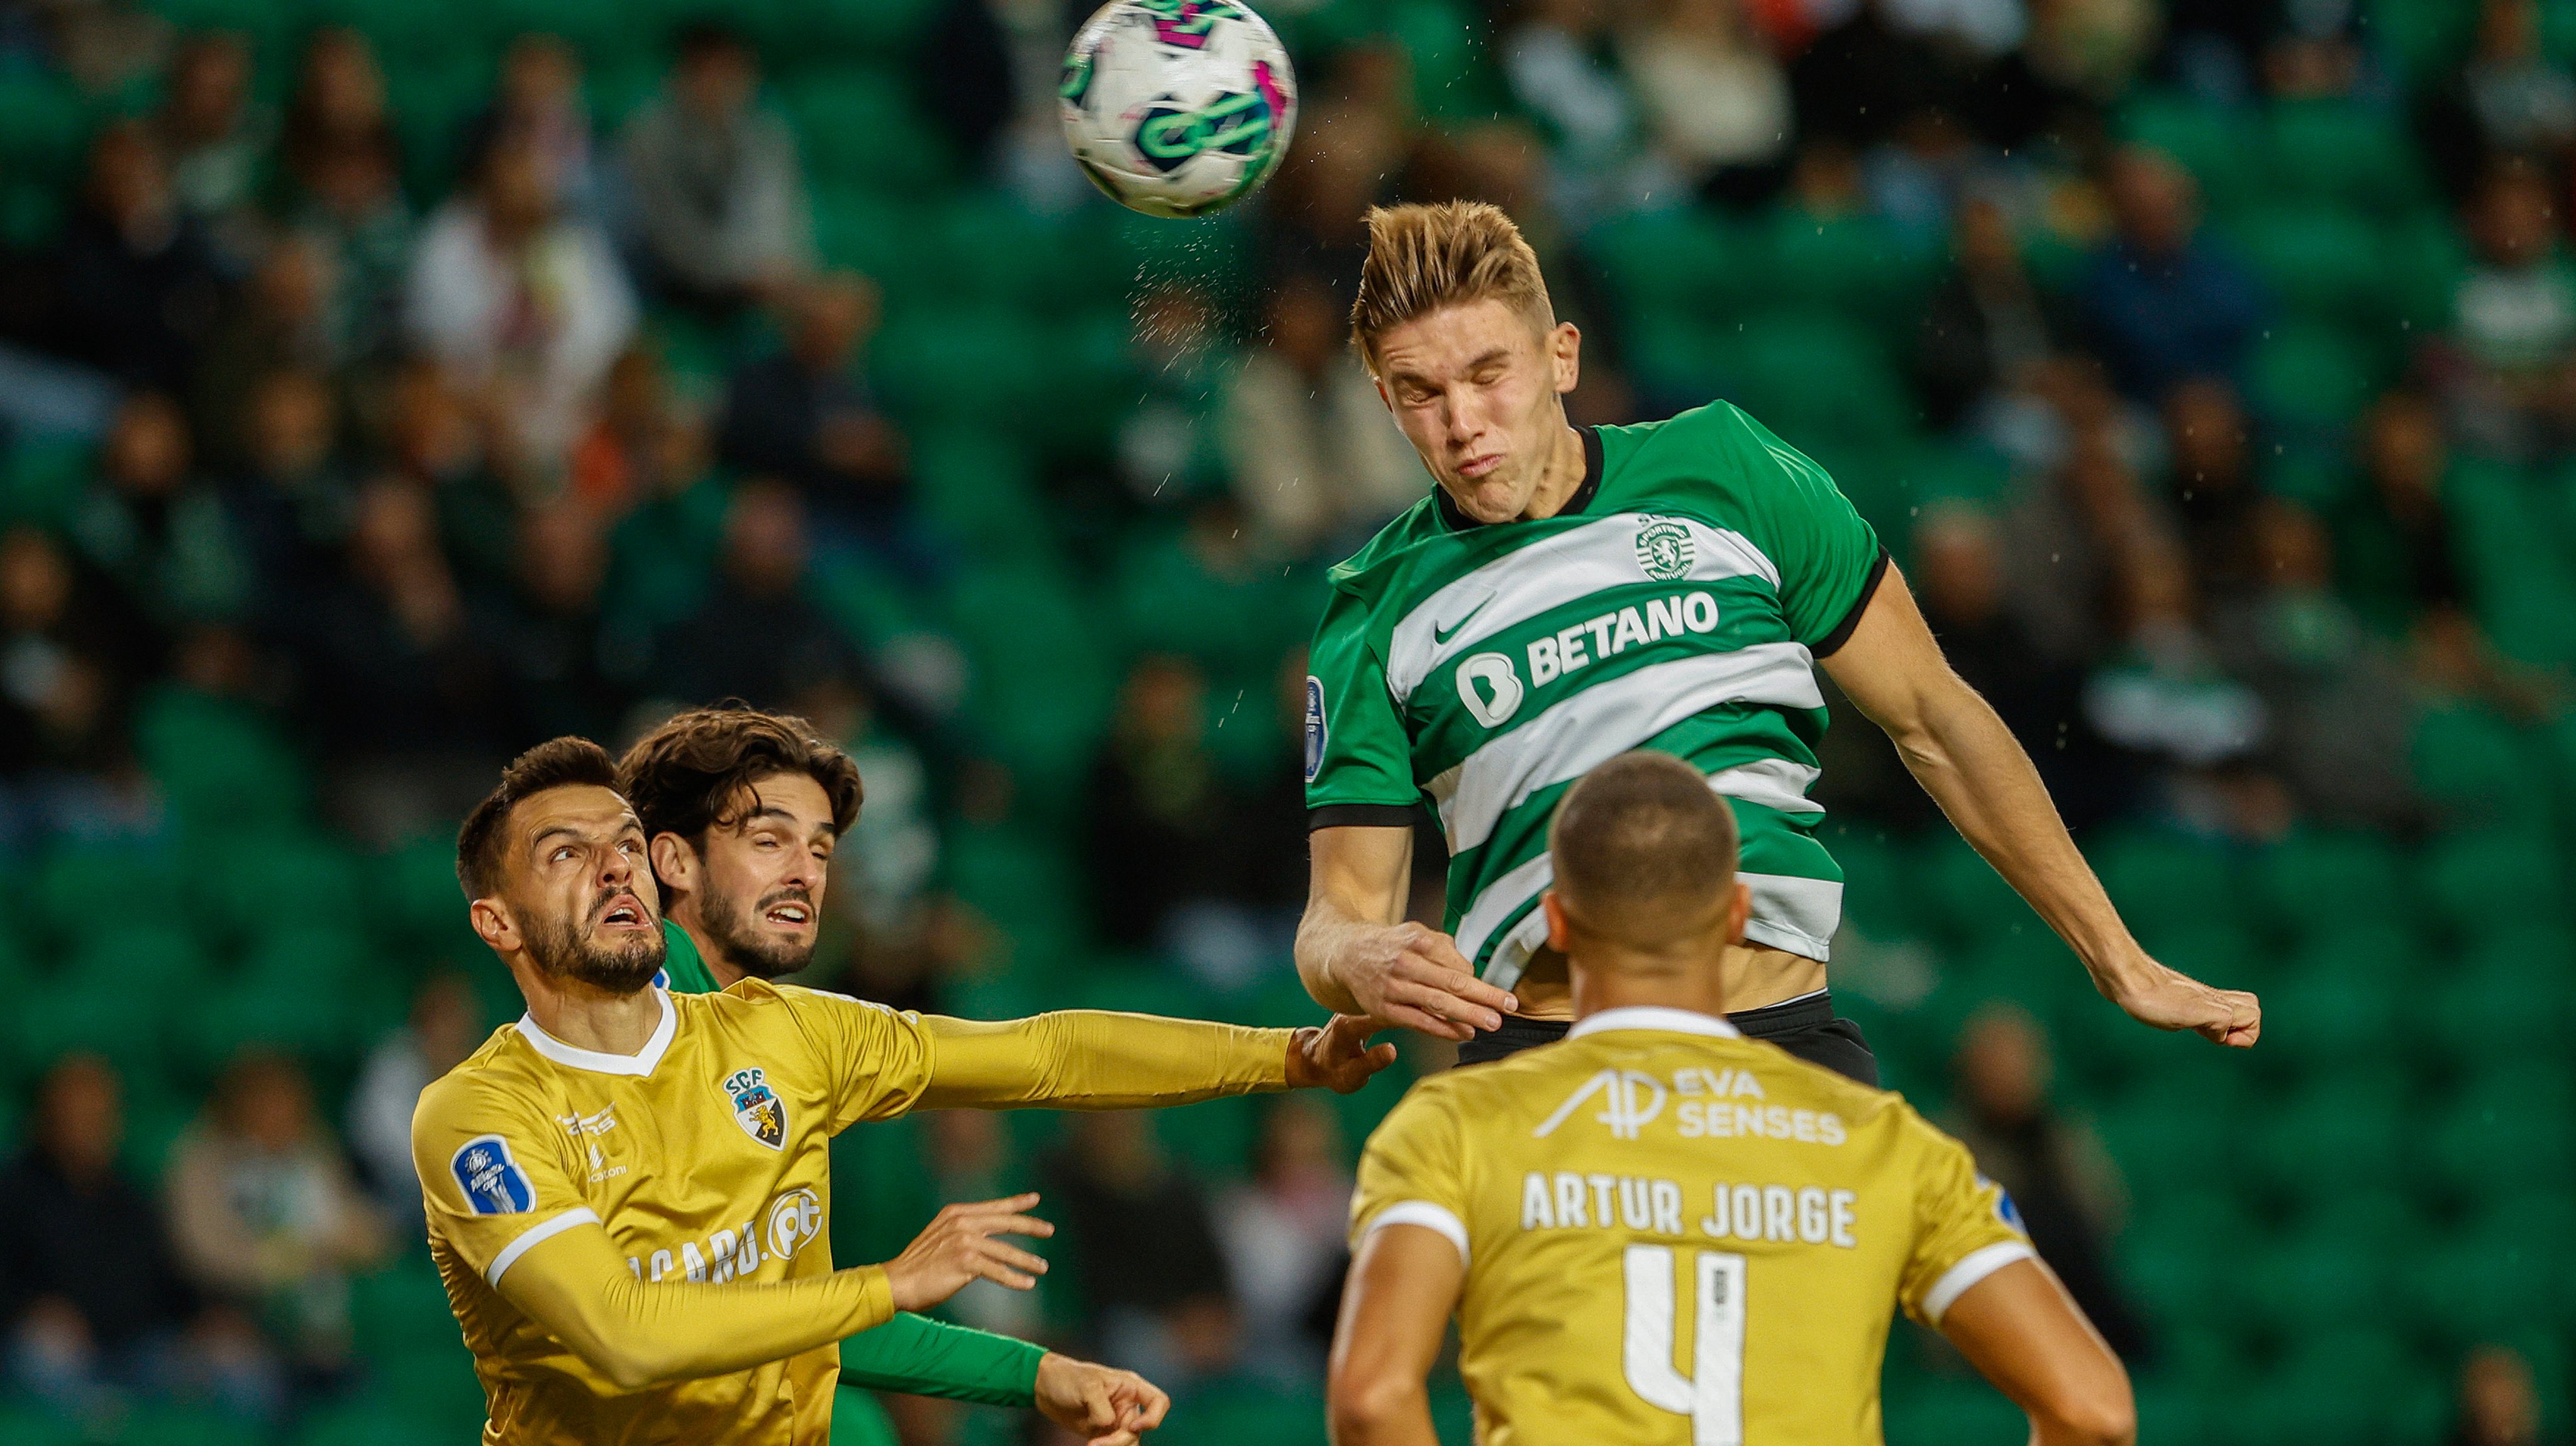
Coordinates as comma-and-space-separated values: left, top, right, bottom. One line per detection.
648, 479, 860, 709
2159, 376, 2265, 601
1914, 194, 2076, 430
1913, 503, 2131, 830
2440, 160, 2576, 459
274, 33, 413, 379
2080, 530, 2270, 790
0, 1055, 282, 1423
716, 273, 923, 571
2422, 0, 2576, 197
0, 527, 153, 844
1945, 1005, 2150, 1364
222, 367, 353, 628
408, 134, 637, 474
1117, 281, 1228, 508
2210, 502, 2421, 828
458, 35, 597, 217
1043, 1110, 1236, 1388
195, 235, 342, 467
1616, 0, 1792, 205
1215, 1096, 1352, 1382
151, 32, 268, 267
51, 121, 228, 394
1788, 0, 1970, 152
2001, 416, 2180, 667
71, 392, 250, 633
167, 1054, 387, 1389
1501, 0, 1648, 213
1221, 272, 1428, 558
569, 346, 680, 517
2077, 146, 2266, 402
619, 22, 813, 318
1083, 653, 1257, 964
919, 1110, 1043, 1340
487, 500, 633, 744
347, 973, 484, 1233
2448, 1343, 2546, 1446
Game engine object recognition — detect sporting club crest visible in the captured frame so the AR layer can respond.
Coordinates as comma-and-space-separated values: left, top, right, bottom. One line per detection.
1635, 516, 1695, 582
724, 1067, 787, 1150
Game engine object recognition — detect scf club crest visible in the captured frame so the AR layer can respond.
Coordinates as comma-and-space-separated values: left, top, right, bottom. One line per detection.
723, 1067, 787, 1150
1635, 516, 1695, 582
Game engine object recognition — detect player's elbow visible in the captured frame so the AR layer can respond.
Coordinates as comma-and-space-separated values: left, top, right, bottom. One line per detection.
2032, 1378, 2136, 1446
1325, 1364, 1421, 1443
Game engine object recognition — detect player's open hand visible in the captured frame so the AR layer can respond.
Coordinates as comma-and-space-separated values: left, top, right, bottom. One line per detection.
1034, 1352, 1170, 1445
881, 1194, 1053, 1312
1334, 921, 1519, 1041
1287, 1013, 1400, 1094
2104, 956, 2261, 1048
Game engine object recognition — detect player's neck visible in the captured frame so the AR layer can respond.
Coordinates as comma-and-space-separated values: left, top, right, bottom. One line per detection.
667, 899, 748, 989
517, 968, 667, 1057
1516, 420, 1587, 521
1568, 958, 1729, 1023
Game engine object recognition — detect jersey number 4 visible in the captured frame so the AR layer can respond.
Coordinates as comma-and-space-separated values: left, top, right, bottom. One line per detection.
1623, 1245, 1746, 1446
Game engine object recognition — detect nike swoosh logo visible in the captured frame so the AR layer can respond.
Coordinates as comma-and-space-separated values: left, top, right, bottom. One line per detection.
1433, 598, 1493, 647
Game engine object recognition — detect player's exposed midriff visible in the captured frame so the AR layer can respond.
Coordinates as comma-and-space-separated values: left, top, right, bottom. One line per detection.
1504, 943, 1827, 1021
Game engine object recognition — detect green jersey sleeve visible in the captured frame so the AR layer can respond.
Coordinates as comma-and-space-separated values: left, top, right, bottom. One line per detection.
1720, 404, 1887, 652
838, 1313, 1044, 1407
1304, 581, 1418, 815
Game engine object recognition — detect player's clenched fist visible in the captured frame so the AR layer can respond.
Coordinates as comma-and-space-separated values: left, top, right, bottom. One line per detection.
1285, 1013, 1401, 1094
1035, 1353, 1171, 1445
1333, 921, 1519, 1042
881, 1193, 1054, 1312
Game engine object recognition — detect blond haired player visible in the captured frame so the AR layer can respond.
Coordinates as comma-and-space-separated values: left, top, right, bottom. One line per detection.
413, 738, 1395, 1445
1296, 199, 2258, 1071
1328, 752, 2135, 1445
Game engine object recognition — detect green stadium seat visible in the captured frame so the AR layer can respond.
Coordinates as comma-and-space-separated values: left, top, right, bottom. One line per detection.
352, 1259, 466, 1357
187, 833, 364, 943
2423, 828, 2565, 935
1587, 208, 1741, 322
2092, 828, 2243, 943
873, 308, 1052, 433
2413, 705, 2557, 832
1113, 524, 1309, 681
0, 70, 89, 194
1881, 1379, 2026, 1443
1174, 1380, 1332, 1446
0, 1402, 78, 1446
1822, 827, 1923, 941
906, 430, 1052, 557
35, 844, 185, 942
135, 687, 313, 833
2424, 1062, 2574, 1196
811, 184, 921, 282
2368, 0, 2478, 86
2446, 458, 2576, 668
2250, 1072, 2411, 1200
2407, 1209, 2572, 1345
1, 436, 90, 526
1713, 311, 1914, 448
377, 834, 484, 960
2245, 320, 2387, 437
2095, 1071, 2244, 1203
1741, 209, 1931, 324
2116, 91, 2261, 216
297, 1399, 458, 1446
941, 823, 1088, 967
1911, 833, 2040, 946
2236, 1330, 2444, 1446
779, 70, 948, 193
2263, 100, 2431, 216
2245, 1194, 2419, 1334
2250, 829, 2410, 938
2258, 961, 2405, 1071
375, 1338, 491, 1433
2227, 203, 2396, 328
58, 923, 210, 996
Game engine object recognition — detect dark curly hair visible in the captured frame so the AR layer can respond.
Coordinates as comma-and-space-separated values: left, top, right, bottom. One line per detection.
614, 705, 864, 857
455, 736, 621, 900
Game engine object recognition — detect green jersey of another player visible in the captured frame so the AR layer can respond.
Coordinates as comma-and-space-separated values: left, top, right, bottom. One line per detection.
1294, 199, 2263, 1067
616, 707, 1172, 1446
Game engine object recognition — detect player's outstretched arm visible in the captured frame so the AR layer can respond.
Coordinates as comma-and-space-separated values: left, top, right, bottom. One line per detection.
1938, 1258, 2136, 1446
1297, 823, 1518, 1040
912, 1011, 1397, 1110
1324, 1223, 1462, 1446
1821, 567, 2260, 1047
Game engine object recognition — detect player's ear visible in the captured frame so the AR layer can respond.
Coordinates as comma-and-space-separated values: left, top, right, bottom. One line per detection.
1721, 880, 1750, 948
1542, 890, 1572, 954
1549, 321, 1580, 396
469, 895, 519, 954
648, 831, 695, 893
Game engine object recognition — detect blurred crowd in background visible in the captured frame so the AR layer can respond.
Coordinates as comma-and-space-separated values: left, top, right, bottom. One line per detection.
0, 0, 2570, 1442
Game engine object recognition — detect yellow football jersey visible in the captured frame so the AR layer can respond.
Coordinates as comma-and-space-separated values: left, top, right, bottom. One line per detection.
413, 980, 1296, 1446
1351, 1006, 2032, 1446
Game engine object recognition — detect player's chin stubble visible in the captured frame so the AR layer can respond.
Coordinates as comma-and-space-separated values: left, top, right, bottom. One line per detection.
700, 886, 814, 980
526, 896, 667, 994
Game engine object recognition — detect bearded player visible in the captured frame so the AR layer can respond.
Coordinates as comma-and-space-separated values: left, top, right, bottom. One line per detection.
1295, 200, 2259, 1076
614, 704, 1148, 1445
1329, 752, 2133, 1445
414, 738, 1393, 1445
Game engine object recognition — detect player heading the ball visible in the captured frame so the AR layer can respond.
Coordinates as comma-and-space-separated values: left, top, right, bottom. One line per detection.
411, 737, 1394, 1445
1328, 752, 2135, 1446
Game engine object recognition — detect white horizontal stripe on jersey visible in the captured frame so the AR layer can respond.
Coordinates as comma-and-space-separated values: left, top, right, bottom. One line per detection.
1459, 857, 1843, 987
1455, 849, 1557, 973
1428, 645, 1823, 854
1385, 514, 1781, 706
1366, 1201, 1471, 1266
1920, 1240, 2036, 1325
1707, 757, 1826, 818
1738, 871, 1843, 960
486, 1206, 599, 1286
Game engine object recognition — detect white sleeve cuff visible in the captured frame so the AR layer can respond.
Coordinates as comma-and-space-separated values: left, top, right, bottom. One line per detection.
1921, 1241, 2036, 1325
1365, 1201, 1470, 1267
486, 1207, 600, 1286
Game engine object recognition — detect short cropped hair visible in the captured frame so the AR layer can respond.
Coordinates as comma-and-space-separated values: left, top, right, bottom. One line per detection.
1548, 752, 1739, 945
456, 737, 621, 901
1350, 201, 1554, 372
615, 705, 863, 855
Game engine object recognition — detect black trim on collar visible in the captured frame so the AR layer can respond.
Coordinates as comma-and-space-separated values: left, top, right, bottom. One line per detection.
1308, 803, 1421, 832
1813, 547, 1893, 658
1435, 426, 1603, 531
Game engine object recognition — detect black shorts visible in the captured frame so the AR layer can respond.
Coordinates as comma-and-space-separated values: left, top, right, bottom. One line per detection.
1454, 990, 1879, 1087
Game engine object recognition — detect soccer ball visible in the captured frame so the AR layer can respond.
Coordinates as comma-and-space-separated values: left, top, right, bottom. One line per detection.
1060, 0, 1298, 219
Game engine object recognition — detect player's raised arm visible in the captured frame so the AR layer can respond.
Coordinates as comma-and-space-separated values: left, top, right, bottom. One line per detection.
911, 1009, 1397, 1109
1936, 1259, 2136, 1446
1296, 824, 1518, 1041
1819, 565, 2260, 1048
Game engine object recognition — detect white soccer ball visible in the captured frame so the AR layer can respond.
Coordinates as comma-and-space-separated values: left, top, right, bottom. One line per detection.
1059, 0, 1298, 219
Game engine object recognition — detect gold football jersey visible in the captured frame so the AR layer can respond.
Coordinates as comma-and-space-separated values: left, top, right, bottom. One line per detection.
1351, 1006, 2031, 1446
414, 981, 1295, 1445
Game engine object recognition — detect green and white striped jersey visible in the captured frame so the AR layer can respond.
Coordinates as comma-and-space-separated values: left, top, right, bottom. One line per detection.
1302, 401, 1887, 989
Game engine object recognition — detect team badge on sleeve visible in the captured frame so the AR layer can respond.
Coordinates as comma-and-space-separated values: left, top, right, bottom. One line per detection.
1303, 676, 1327, 782
724, 1067, 787, 1150
452, 1135, 536, 1215
1979, 1172, 2027, 1234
